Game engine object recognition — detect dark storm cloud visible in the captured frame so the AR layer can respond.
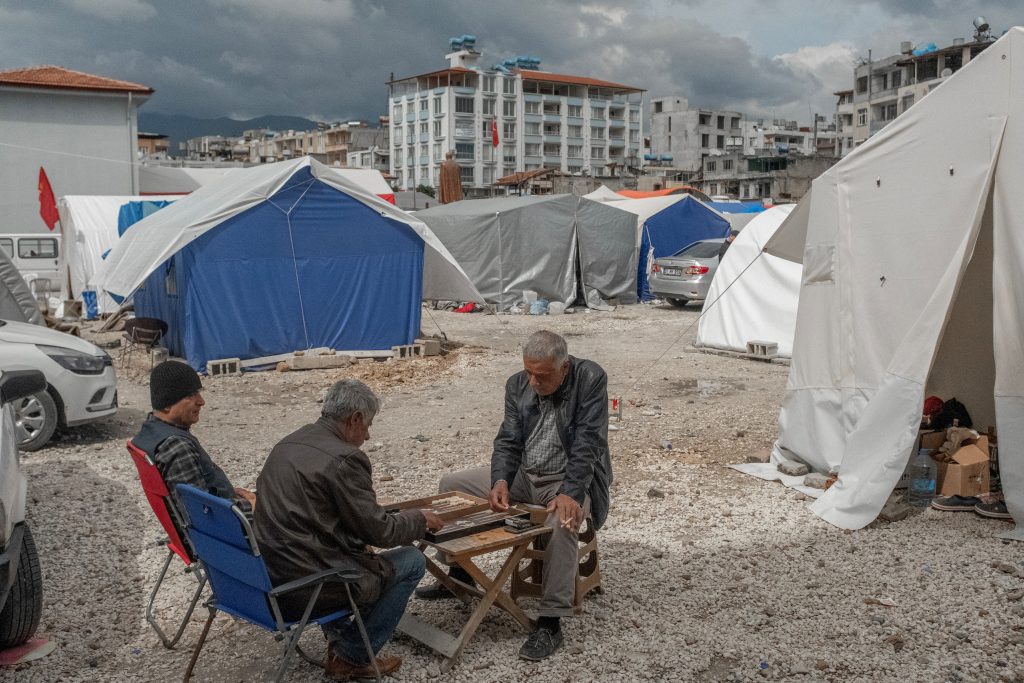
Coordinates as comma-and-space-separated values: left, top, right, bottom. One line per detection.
0, 0, 1018, 122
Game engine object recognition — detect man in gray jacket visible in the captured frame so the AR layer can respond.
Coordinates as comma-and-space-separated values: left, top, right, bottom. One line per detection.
416, 330, 612, 661
256, 379, 444, 680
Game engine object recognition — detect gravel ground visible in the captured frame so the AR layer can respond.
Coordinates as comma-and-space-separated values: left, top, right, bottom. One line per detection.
9, 303, 1024, 682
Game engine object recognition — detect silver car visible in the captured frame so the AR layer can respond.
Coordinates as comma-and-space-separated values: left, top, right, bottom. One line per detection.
649, 238, 726, 307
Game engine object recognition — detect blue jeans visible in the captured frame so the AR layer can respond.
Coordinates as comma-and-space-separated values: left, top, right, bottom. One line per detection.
323, 546, 425, 664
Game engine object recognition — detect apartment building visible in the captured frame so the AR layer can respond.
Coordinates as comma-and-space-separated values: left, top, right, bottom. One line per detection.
700, 153, 835, 202
648, 96, 743, 173
137, 132, 170, 158
387, 37, 644, 196
841, 27, 996, 155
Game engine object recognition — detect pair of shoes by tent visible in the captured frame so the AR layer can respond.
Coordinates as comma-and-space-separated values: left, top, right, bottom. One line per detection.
931, 493, 1011, 519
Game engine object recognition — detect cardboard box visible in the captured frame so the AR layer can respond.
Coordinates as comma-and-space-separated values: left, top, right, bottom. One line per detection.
918, 430, 990, 497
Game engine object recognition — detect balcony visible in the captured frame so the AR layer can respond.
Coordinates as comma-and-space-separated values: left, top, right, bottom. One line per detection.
543, 134, 562, 143
544, 155, 562, 165
869, 119, 893, 135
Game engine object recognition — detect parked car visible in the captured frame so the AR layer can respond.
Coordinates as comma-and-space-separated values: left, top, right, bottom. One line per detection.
0, 369, 46, 649
649, 238, 726, 307
0, 320, 117, 450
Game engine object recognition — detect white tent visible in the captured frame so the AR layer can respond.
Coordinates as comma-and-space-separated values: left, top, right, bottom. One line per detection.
93, 157, 482, 305
695, 204, 799, 357
58, 195, 180, 315
333, 168, 395, 203
582, 185, 623, 202
756, 28, 1024, 535
138, 165, 235, 194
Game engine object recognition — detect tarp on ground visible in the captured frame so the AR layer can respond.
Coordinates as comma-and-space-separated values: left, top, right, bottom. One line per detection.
94, 157, 482, 371
0, 247, 43, 325
595, 194, 732, 300
58, 195, 180, 317
694, 205, 799, 357
762, 27, 1024, 536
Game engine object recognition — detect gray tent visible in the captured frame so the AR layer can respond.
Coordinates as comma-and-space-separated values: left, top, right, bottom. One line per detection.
416, 194, 637, 309
0, 248, 43, 324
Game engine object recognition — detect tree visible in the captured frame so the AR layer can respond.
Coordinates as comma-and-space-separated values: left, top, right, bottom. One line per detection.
416, 184, 436, 199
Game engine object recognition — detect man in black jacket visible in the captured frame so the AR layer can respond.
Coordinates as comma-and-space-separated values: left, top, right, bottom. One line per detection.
416, 330, 612, 661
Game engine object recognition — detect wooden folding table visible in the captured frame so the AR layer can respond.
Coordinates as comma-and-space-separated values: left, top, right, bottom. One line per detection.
397, 522, 551, 672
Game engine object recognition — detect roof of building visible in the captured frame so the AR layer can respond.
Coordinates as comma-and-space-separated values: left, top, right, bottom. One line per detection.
834, 89, 854, 95
495, 167, 555, 186
0, 65, 153, 95
388, 66, 475, 84
514, 69, 643, 92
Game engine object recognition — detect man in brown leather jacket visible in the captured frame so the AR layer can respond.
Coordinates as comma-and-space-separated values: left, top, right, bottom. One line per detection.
255, 379, 444, 680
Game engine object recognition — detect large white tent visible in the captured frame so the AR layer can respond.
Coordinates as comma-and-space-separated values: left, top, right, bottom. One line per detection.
58, 194, 180, 316
695, 204, 799, 357
754, 28, 1024, 536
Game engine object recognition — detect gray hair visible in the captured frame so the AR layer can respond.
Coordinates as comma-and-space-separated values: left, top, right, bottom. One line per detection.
321, 379, 380, 423
523, 330, 568, 365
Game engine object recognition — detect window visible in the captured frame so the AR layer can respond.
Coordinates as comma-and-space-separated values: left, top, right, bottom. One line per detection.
503, 77, 516, 95
420, 99, 428, 112
723, 159, 734, 170
455, 120, 475, 137
706, 161, 716, 171
653, 101, 663, 113
395, 149, 403, 165
419, 122, 428, 135
433, 142, 442, 159
567, 104, 582, 117
459, 166, 475, 184
731, 117, 740, 129
0, 238, 12, 257
667, 117, 671, 132
629, 131, 639, 143
433, 96, 442, 114
749, 137, 756, 147
503, 122, 516, 140
18, 238, 57, 259
857, 109, 867, 126
525, 143, 541, 156
699, 113, 710, 125
392, 105, 402, 120
856, 75, 868, 93
455, 97, 474, 114
568, 125, 582, 137
503, 144, 516, 164
433, 120, 442, 138
525, 101, 540, 114
717, 135, 724, 148
482, 75, 495, 92
455, 142, 474, 160
590, 127, 605, 139
891, 70, 902, 89
701, 133, 709, 147
590, 146, 604, 159
525, 121, 541, 135
482, 98, 495, 116
502, 100, 516, 117
483, 167, 493, 184
504, 166, 516, 177
567, 145, 583, 157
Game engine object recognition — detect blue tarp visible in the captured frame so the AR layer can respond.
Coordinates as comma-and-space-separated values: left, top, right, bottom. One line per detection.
117, 200, 174, 236
132, 167, 423, 372
707, 201, 765, 214
637, 196, 731, 300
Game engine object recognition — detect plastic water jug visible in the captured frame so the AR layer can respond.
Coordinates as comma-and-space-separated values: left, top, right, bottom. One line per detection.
908, 448, 937, 507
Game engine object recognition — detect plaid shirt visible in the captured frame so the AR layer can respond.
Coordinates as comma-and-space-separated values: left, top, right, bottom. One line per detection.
523, 396, 567, 475
152, 433, 253, 536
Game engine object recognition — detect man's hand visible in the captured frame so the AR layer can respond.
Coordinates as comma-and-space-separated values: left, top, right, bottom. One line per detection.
489, 480, 510, 512
547, 494, 583, 532
422, 510, 445, 533
234, 487, 257, 508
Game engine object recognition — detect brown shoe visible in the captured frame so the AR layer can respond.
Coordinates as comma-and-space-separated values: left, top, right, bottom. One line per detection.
325, 650, 402, 680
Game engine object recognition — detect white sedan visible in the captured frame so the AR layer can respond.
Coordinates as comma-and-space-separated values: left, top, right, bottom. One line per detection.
0, 320, 118, 450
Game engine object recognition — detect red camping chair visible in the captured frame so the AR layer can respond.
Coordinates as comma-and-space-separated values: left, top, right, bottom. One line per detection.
127, 441, 208, 649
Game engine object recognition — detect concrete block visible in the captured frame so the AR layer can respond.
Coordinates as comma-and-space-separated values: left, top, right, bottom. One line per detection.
803, 472, 831, 489
778, 460, 809, 477
392, 344, 425, 360
415, 338, 441, 356
290, 354, 356, 370
746, 340, 779, 358
208, 357, 242, 376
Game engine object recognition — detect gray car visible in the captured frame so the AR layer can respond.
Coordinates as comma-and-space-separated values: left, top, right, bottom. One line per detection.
648, 238, 726, 307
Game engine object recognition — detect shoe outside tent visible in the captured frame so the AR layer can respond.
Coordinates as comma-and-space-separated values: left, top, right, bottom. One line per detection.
0, 247, 44, 325
58, 195, 181, 318
743, 27, 1024, 536
582, 191, 731, 301
415, 194, 638, 310
93, 157, 481, 372
695, 204, 799, 357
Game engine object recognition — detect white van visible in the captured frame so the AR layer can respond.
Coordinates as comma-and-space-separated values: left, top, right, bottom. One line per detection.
0, 235, 62, 303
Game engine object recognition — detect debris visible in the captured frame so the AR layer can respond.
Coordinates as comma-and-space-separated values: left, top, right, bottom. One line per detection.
803, 472, 830, 489
647, 488, 666, 499
879, 497, 913, 523
864, 597, 898, 607
745, 450, 771, 463
777, 460, 809, 477
885, 634, 906, 652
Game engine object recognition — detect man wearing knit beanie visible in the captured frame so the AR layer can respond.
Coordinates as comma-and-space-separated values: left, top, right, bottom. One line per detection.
132, 361, 255, 534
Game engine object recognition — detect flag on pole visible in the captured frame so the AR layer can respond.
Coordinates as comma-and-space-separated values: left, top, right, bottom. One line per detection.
492, 119, 499, 148
37, 167, 59, 231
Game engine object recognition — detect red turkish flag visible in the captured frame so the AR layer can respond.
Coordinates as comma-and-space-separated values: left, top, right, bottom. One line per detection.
492, 119, 499, 148
37, 167, 59, 231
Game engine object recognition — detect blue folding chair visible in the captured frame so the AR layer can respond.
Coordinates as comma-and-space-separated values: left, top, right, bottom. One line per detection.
175, 484, 380, 682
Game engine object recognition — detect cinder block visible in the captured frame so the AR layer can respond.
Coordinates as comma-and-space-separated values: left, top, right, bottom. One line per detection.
746, 340, 779, 358
392, 344, 425, 360
290, 354, 356, 370
415, 338, 441, 356
208, 358, 242, 376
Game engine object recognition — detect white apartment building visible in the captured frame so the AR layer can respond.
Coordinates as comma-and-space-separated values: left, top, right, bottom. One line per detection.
388, 39, 644, 196
647, 96, 743, 173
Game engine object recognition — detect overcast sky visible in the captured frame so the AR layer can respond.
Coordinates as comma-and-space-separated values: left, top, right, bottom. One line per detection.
0, 1, 1019, 124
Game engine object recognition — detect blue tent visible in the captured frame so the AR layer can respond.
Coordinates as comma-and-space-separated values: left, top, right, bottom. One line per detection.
130, 166, 425, 371
627, 195, 731, 300
707, 201, 765, 214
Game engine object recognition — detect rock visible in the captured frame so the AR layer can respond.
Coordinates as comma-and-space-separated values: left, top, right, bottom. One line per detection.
803, 472, 830, 489
994, 561, 1021, 576
791, 662, 812, 675
652, 550, 664, 559
411, 434, 431, 442
815, 660, 829, 671
684, 636, 697, 645
745, 450, 771, 463
734, 429, 746, 438
778, 460, 809, 476
879, 498, 913, 523
379, 474, 394, 482
1007, 588, 1024, 602
647, 488, 666, 499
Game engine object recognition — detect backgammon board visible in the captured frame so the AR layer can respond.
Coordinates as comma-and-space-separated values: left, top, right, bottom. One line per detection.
386, 491, 528, 542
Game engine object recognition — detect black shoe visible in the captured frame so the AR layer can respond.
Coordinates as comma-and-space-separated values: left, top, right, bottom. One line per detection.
518, 627, 563, 661
414, 566, 474, 600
